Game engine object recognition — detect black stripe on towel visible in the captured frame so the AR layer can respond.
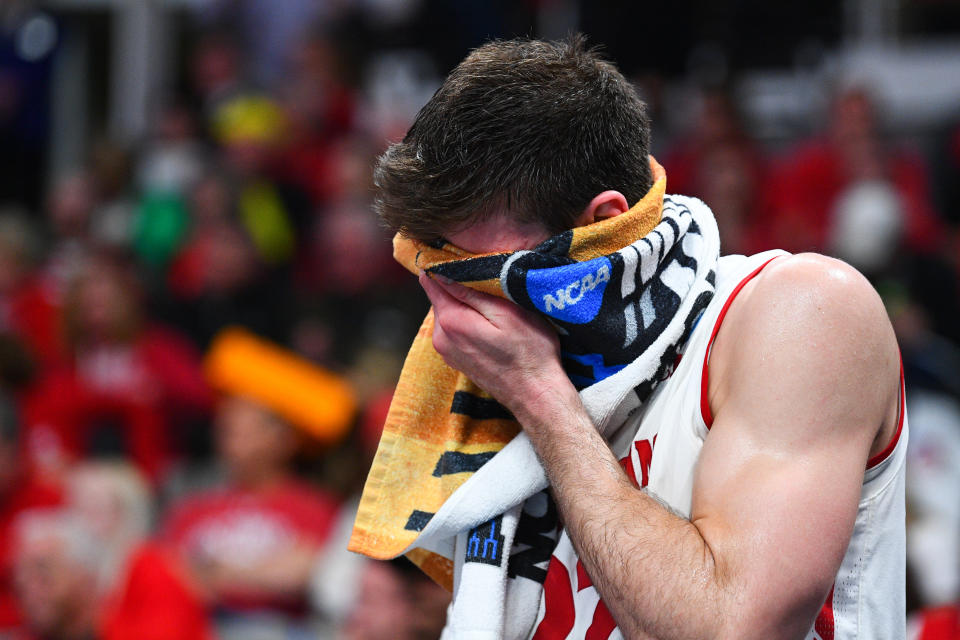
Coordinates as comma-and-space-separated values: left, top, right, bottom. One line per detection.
450, 391, 514, 421
430, 254, 510, 283
432, 451, 497, 477
404, 510, 434, 531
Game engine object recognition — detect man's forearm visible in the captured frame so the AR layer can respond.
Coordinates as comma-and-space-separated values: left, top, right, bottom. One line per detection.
513, 386, 732, 640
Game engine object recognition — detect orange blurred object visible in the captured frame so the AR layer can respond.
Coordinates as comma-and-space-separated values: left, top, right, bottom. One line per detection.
204, 327, 356, 445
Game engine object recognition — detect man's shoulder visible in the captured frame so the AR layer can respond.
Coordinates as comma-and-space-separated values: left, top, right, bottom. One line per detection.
710, 252, 900, 449
726, 252, 891, 346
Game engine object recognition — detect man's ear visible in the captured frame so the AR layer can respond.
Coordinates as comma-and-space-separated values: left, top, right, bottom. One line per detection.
573, 190, 630, 227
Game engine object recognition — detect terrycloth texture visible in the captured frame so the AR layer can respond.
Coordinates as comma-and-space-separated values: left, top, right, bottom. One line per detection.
349, 164, 721, 637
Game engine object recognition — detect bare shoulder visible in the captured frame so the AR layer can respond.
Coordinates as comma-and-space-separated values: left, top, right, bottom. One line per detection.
741, 253, 896, 357
709, 253, 900, 454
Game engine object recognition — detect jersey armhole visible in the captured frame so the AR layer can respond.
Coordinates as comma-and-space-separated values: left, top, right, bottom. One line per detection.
865, 358, 905, 470
699, 256, 781, 429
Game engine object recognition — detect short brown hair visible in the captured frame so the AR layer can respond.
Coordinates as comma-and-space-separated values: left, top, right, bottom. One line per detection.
374, 36, 653, 242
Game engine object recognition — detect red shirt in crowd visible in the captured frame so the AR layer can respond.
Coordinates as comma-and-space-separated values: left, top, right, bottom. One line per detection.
765, 140, 942, 255
163, 478, 340, 613
101, 542, 214, 640
19, 326, 211, 481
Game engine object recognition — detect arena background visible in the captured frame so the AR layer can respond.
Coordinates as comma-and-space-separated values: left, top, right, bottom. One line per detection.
0, 1, 957, 638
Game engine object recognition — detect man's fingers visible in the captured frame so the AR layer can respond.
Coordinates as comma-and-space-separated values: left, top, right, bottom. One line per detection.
424, 271, 511, 319
419, 271, 461, 313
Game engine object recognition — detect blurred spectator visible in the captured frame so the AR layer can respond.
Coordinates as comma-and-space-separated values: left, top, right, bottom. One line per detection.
88, 142, 136, 254
43, 171, 96, 293
275, 32, 357, 207
71, 462, 212, 640
300, 140, 394, 297
196, 0, 333, 90
166, 216, 293, 347
0, 212, 63, 366
0, 391, 63, 631
137, 104, 206, 199
22, 257, 211, 480
12, 463, 212, 640
133, 104, 207, 271
13, 510, 100, 640
163, 330, 348, 638
767, 87, 943, 262
190, 29, 245, 123
212, 93, 309, 267
661, 88, 772, 255
338, 558, 450, 640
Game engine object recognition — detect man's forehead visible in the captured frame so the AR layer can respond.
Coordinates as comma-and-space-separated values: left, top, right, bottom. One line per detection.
444, 214, 550, 255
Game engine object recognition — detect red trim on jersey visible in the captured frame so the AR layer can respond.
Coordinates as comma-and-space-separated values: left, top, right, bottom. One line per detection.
866, 357, 906, 470
814, 585, 836, 640
700, 257, 781, 429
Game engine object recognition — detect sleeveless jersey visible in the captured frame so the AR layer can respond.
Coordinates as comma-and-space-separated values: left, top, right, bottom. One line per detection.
528, 251, 908, 640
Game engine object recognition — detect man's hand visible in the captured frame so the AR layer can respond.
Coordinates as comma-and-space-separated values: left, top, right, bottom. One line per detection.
418, 272, 570, 423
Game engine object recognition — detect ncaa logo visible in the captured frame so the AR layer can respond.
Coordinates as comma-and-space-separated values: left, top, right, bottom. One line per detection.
526, 257, 612, 324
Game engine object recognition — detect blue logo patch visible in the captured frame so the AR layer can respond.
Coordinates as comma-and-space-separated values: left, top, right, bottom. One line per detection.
465, 517, 504, 566
526, 257, 612, 324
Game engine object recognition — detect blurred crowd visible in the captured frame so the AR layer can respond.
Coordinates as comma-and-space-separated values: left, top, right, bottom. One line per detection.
0, 1, 956, 639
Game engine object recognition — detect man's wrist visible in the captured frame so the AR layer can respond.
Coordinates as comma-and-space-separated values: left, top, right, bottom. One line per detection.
506, 370, 583, 440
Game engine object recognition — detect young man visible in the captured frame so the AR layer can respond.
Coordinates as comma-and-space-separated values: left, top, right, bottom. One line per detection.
365, 37, 905, 639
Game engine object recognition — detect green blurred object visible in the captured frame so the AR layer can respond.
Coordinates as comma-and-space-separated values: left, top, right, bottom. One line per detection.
134, 191, 190, 268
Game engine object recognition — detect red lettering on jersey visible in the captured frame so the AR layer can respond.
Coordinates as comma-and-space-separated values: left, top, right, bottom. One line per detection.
635, 439, 653, 488
576, 559, 592, 591
814, 585, 835, 640
618, 436, 657, 489
533, 557, 576, 639
585, 600, 617, 640
544, 435, 658, 638
617, 454, 637, 487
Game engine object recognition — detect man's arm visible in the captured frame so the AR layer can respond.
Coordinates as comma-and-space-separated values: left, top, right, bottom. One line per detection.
419, 254, 900, 640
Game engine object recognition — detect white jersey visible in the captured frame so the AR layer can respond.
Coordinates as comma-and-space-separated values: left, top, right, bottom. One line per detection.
528, 251, 908, 640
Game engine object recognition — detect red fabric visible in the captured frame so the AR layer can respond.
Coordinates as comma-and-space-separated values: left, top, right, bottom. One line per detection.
813, 585, 835, 640
19, 326, 211, 480
917, 604, 960, 640
532, 559, 575, 639
584, 600, 617, 640
0, 277, 65, 367
163, 479, 339, 612
101, 542, 213, 640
